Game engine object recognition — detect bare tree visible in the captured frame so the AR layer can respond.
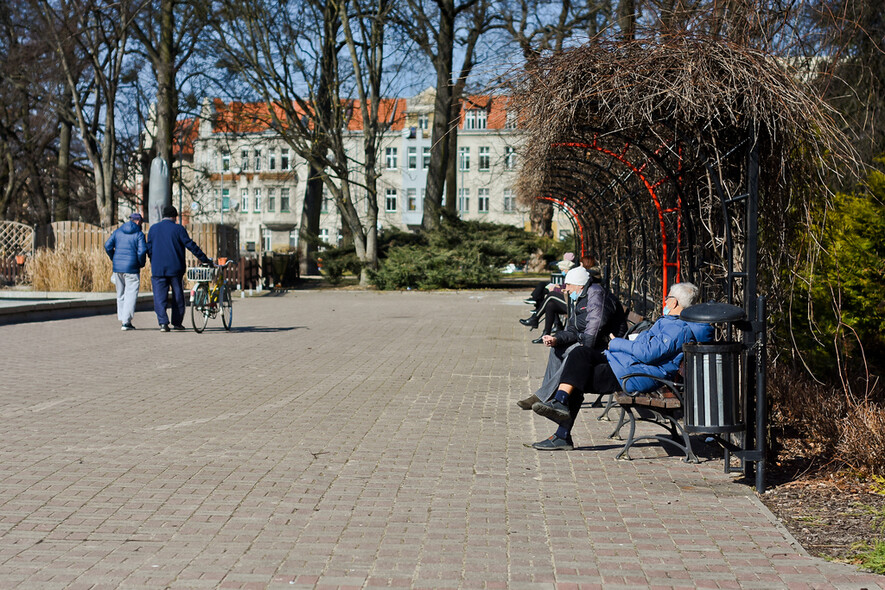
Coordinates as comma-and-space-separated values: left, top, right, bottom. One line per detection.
211, 0, 397, 284
130, 0, 210, 208
38, 0, 141, 226
393, 0, 487, 231
498, 0, 612, 237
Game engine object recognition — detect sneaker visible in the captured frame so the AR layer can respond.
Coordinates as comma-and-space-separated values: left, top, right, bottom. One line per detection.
516, 394, 540, 410
524, 298, 536, 305
529, 435, 573, 451
121, 323, 135, 331
532, 399, 571, 424
159, 324, 170, 332
171, 325, 186, 331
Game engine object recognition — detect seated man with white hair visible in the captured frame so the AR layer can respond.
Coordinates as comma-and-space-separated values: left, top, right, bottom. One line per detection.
529, 281, 714, 451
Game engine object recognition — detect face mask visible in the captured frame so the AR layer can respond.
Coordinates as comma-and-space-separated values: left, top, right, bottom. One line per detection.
569, 290, 579, 301
662, 306, 671, 316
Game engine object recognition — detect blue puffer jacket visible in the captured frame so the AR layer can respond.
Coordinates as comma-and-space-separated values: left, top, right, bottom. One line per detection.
147, 219, 211, 277
604, 314, 714, 393
104, 221, 147, 274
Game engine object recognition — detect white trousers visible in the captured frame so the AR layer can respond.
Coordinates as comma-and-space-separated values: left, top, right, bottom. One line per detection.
113, 272, 140, 324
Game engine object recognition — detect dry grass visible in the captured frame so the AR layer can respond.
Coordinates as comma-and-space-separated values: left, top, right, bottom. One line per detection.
25, 247, 152, 293
770, 364, 885, 476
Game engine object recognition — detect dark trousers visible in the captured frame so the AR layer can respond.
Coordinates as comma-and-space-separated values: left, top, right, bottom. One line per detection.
553, 347, 621, 440
151, 275, 185, 327
560, 347, 620, 395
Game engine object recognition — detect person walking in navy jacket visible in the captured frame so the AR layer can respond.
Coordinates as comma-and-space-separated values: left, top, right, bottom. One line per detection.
104, 212, 148, 330
146, 205, 212, 331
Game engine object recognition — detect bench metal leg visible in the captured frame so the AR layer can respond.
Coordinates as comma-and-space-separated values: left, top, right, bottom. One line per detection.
609, 406, 628, 440
614, 407, 700, 463
597, 393, 617, 421
615, 407, 637, 460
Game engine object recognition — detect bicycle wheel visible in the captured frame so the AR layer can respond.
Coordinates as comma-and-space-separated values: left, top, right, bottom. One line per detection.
220, 282, 233, 331
191, 283, 210, 333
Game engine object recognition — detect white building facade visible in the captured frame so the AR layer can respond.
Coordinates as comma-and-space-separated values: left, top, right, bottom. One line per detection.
184, 91, 572, 255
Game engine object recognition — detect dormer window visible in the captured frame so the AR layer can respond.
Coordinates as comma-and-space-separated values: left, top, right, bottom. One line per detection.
464, 109, 487, 130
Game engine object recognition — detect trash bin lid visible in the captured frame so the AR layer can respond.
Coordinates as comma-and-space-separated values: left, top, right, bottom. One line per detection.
680, 301, 746, 323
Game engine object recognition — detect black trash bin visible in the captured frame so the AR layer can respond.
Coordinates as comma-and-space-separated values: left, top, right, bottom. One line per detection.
680, 302, 747, 434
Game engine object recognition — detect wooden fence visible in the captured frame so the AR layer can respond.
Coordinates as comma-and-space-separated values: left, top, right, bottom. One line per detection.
4, 220, 306, 291
0, 257, 26, 286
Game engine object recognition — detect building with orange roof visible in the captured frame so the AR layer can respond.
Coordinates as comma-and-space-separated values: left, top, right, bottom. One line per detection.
160, 90, 571, 255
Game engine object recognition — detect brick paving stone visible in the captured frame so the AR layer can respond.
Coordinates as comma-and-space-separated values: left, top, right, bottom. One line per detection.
1, 290, 884, 588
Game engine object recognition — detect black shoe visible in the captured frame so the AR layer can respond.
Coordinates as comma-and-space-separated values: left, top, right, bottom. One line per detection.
159, 324, 170, 332
171, 325, 186, 331
523, 298, 536, 305
121, 323, 135, 331
516, 394, 540, 410
531, 336, 544, 344
532, 399, 570, 424
519, 316, 539, 328
528, 435, 573, 451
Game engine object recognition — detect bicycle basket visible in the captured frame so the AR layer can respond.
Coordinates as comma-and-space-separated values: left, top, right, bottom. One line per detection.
186, 267, 216, 282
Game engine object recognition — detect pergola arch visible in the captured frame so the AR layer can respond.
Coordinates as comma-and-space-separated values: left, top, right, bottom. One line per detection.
510, 36, 855, 490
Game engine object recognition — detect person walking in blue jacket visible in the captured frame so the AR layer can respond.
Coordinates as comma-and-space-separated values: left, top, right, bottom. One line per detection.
146, 205, 212, 332
104, 212, 148, 330
529, 282, 715, 450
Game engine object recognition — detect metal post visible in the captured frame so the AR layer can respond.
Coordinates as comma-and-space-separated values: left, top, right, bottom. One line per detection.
756, 295, 767, 493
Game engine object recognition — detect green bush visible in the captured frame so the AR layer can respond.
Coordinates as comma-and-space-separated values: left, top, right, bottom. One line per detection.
370, 215, 542, 290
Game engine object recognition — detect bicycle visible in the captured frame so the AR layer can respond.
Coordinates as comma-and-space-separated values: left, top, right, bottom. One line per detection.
187, 258, 234, 333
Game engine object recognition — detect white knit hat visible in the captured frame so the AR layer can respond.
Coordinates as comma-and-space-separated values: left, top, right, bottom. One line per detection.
564, 266, 590, 286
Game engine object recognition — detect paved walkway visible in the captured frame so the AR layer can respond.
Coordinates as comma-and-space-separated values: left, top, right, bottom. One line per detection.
0, 289, 882, 589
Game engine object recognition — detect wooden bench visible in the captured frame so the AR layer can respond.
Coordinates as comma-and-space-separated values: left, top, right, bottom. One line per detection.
608, 373, 699, 463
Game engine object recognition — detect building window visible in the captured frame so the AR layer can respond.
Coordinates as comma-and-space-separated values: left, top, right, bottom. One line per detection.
280, 188, 290, 212
422, 147, 431, 169
262, 228, 271, 252
418, 113, 429, 130
459, 147, 470, 171
289, 230, 297, 248
321, 195, 331, 213
503, 189, 516, 212
385, 188, 397, 212
407, 146, 417, 170
221, 152, 230, 171
458, 188, 469, 213
319, 228, 329, 244
464, 109, 487, 130
281, 148, 289, 170
241, 149, 250, 171
241, 188, 249, 212
478, 188, 489, 213
254, 188, 261, 212
269, 150, 276, 170
385, 147, 398, 170
505, 110, 517, 129
407, 188, 417, 211
268, 188, 276, 212
478, 146, 490, 171
254, 149, 261, 171
221, 188, 230, 211
505, 146, 516, 170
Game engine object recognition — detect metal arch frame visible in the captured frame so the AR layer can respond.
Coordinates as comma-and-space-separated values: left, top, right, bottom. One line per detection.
543, 159, 657, 312
534, 125, 766, 492
536, 196, 585, 258
552, 138, 683, 303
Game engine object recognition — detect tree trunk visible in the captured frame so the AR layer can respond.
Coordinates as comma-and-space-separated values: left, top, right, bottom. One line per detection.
421, 1, 455, 231
530, 200, 554, 238
298, 166, 322, 275
153, 0, 176, 202
55, 99, 73, 222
